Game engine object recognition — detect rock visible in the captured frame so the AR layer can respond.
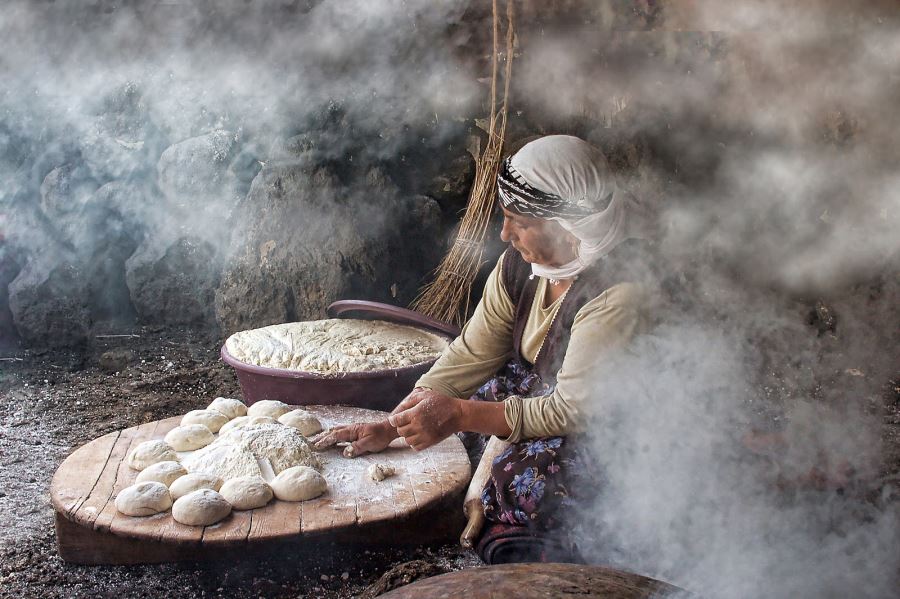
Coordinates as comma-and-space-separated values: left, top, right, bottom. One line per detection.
80, 82, 162, 181
98, 349, 136, 373
39, 164, 98, 223
8, 259, 91, 348
157, 130, 243, 235
214, 159, 444, 335
126, 235, 220, 327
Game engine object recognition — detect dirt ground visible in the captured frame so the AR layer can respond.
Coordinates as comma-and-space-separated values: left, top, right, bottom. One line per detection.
1, 326, 897, 598
0, 327, 480, 599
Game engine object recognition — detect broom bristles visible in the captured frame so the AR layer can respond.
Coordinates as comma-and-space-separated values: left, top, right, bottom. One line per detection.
411, 0, 515, 327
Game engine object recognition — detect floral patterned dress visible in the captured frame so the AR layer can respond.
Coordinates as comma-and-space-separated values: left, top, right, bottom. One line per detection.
466, 361, 597, 533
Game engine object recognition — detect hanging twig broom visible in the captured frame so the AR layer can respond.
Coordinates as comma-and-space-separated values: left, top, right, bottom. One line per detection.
411, 0, 516, 327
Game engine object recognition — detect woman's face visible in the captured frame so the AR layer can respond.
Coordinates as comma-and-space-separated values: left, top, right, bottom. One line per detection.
500, 207, 579, 266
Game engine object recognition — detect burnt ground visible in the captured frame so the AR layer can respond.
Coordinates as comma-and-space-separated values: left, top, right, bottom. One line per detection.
0, 327, 480, 599
0, 327, 898, 599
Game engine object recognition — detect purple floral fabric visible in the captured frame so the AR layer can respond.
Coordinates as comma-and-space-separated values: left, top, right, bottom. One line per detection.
468, 360, 591, 531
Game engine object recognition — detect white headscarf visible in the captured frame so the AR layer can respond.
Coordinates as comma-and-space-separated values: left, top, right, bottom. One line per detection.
498, 135, 651, 280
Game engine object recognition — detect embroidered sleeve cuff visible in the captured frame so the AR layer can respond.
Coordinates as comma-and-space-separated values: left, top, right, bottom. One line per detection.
502, 396, 525, 443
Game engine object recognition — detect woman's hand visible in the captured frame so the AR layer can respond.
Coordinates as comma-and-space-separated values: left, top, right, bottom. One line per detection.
311, 420, 398, 457
388, 391, 464, 451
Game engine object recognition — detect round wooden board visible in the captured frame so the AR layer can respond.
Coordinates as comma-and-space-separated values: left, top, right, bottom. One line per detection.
50, 405, 471, 564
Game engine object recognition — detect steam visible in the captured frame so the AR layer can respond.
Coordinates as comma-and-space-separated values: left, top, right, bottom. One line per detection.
507, 2, 900, 596
0, 0, 478, 335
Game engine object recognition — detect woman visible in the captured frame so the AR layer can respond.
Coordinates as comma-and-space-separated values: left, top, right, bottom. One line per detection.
314, 135, 652, 562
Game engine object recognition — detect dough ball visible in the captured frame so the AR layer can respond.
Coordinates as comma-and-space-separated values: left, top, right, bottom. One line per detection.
278, 409, 323, 437
247, 400, 292, 419
165, 424, 215, 451
207, 397, 247, 420
135, 460, 188, 487
219, 476, 274, 510
171, 489, 232, 526
181, 409, 229, 433
367, 463, 396, 482
127, 440, 179, 471
115, 481, 172, 516
247, 416, 278, 426
219, 416, 248, 434
169, 472, 223, 500
270, 466, 327, 501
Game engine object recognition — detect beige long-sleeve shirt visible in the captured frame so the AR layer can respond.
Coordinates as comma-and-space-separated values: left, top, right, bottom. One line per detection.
416, 253, 647, 442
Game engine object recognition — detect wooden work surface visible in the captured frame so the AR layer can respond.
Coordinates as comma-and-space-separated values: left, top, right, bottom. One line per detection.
50, 405, 471, 565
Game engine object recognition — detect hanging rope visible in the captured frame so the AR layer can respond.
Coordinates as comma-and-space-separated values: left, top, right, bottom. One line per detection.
411, 0, 515, 327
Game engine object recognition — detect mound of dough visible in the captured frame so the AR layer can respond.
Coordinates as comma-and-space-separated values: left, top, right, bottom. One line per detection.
169, 473, 223, 500
367, 463, 396, 482
208, 397, 247, 419
247, 400, 292, 419
172, 489, 231, 526
271, 466, 326, 501
165, 424, 215, 451
278, 409, 323, 436
182, 443, 263, 481
127, 440, 178, 471
135, 461, 188, 487
181, 409, 229, 433
224, 318, 449, 374
115, 481, 172, 516
219, 476, 273, 510
238, 423, 320, 474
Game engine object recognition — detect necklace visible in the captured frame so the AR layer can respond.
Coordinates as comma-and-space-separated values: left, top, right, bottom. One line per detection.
533, 283, 572, 363
529, 274, 578, 286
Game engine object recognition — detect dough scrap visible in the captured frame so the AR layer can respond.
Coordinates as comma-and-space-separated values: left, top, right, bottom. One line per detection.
171, 489, 231, 526
271, 465, 327, 501
219, 476, 274, 510
367, 463, 396, 482
247, 400, 292, 419
115, 481, 172, 516
165, 424, 215, 451
135, 460, 188, 487
181, 409, 229, 433
278, 409, 323, 437
225, 318, 448, 374
169, 472, 223, 500
208, 397, 247, 419
127, 440, 178, 471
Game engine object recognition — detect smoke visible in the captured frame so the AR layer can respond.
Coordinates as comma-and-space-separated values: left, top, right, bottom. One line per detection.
506, 2, 900, 596
0, 0, 480, 338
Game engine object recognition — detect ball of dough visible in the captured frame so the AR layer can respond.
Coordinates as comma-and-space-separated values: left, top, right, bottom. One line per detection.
366, 463, 396, 482
247, 416, 278, 426
219, 476, 274, 510
208, 397, 247, 420
165, 424, 215, 451
247, 400, 292, 419
278, 409, 323, 436
181, 409, 229, 433
127, 439, 178, 471
169, 472, 223, 500
219, 416, 248, 434
115, 481, 172, 516
135, 460, 188, 487
171, 489, 232, 526
270, 466, 327, 501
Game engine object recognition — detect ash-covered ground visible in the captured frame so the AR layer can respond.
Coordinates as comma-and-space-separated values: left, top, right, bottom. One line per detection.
0, 328, 480, 599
